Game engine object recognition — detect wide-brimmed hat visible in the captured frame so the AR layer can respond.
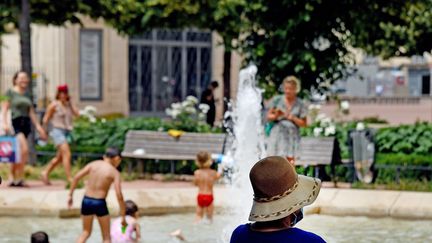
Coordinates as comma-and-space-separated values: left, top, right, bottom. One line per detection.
249, 156, 321, 222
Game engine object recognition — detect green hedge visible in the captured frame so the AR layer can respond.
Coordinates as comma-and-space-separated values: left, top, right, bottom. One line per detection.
375, 122, 432, 155
36, 116, 220, 165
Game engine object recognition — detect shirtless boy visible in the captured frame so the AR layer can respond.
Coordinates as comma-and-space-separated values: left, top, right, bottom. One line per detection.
194, 151, 222, 223
68, 147, 126, 243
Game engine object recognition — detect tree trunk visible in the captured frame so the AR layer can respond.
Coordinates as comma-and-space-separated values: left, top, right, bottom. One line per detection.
19, 0, 33, 100
19, 0, 37, 165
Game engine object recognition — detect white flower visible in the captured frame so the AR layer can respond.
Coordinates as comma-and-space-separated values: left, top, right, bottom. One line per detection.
356, 122, 365, 131
313, 127, 323, 137
198, 113, 206, 119
101, 118, 106, 123
171, 109, 180, 118
340, 101, 350, 111
181, 100, 192, 108
316, 113, 326, 122
84, 105, 97, 114
186, 95, 198, 104
79, 110, 87, 116
320, 117, 332, 127
185, 107, 196, 114
89, 117, 97, 123
324, 125, 336, 136
171, 102, 181, 110
308, 104, 321, 111
165, 108, 172, 116
198, 103, 210, 114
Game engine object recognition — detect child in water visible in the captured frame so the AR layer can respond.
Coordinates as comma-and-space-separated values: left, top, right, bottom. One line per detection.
111, 200, 141, 242
194, 151, 222, 223
68, 147, 126, 243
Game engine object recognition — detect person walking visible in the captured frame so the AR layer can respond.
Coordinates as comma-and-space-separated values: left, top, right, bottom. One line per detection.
1, 71, 47, 187
41, 84, 79, 184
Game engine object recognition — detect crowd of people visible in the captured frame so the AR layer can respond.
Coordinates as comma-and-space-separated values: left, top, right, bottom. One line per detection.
2, 72, 324, 242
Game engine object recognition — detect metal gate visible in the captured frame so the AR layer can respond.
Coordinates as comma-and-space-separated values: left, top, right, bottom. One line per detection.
129, 29, 212, 115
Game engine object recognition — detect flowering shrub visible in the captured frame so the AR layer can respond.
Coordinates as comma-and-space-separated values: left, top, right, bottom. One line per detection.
79, 105, 98, 123
165, 96, 212, 132
302, 104, 366, 158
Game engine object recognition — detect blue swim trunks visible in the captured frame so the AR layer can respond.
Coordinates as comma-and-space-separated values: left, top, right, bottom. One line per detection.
81, 195, 109, 217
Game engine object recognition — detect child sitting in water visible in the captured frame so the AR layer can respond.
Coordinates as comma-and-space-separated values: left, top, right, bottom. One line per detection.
68, 147, 126, 243
194, 151, 222, 223
111, 200, 141, 242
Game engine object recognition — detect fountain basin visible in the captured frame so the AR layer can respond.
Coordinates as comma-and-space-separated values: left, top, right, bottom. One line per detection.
1, 186, 432, 220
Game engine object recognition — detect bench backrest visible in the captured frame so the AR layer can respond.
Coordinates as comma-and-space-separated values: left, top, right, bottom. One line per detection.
297, 137, 340, 166
122, 130, 229, 160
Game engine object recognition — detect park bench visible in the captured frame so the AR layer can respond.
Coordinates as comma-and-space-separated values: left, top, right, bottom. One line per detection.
121, 130, 231, 174
297, 137, 342, 180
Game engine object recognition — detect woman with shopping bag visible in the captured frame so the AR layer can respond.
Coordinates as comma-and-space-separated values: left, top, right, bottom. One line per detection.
1, 71, 47, 187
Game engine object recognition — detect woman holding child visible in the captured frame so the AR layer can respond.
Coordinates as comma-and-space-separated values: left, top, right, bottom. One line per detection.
266, 76, 307, 164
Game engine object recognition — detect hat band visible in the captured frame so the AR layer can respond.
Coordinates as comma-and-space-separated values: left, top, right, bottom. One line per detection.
253, 178, 299, 203
250, 179, 319, 219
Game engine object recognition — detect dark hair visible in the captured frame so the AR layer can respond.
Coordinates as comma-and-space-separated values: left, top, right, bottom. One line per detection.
12, 71, 27, 85
125, 200, 138, 216
105, 147, 121, 158
31, 231, 49, 243
210, 81, 219, 88
55, 91, 70, 100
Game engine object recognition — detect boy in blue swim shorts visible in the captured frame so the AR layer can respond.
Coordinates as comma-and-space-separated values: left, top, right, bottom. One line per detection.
68, 147, 126, 243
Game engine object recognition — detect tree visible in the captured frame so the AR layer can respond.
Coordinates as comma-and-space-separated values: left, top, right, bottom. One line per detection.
1, 0, 82, 99
240, 0, 432, 97
0, 0, 84, 164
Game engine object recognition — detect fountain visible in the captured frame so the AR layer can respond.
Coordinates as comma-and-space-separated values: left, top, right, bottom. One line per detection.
220, 65, 267, 242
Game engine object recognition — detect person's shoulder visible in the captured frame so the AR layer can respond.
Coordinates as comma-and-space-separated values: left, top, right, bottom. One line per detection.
291, 228, 326, 242
5, 89, 13, 97
230, 224, 250, 241
233, 224, 249, 233
87, 160, 103, 169
295, 97, 306, 104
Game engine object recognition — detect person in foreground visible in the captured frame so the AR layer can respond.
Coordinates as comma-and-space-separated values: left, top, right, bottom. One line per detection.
230, 156, 326, 243
68, 147, 126, 243
194, 151, 222, 223
111, 199, 141, 242
31, 231, 49, 243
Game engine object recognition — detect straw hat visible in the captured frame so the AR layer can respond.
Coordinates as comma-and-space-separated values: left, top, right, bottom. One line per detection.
248, 156, 321, 222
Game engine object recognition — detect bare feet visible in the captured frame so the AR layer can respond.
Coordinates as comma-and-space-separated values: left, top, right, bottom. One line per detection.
40, 171, 51, 185
170, 229, 185, 241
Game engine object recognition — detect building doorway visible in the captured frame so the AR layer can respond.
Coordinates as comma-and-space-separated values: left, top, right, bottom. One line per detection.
128, 29, 212, 115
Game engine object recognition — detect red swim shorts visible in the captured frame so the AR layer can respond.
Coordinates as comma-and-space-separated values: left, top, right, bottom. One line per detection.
197, 194, 214, 207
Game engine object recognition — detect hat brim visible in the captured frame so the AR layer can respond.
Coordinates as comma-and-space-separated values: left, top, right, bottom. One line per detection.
249, 175, 321, 222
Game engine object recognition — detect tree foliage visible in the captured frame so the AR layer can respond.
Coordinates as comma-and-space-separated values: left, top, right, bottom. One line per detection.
0, 0, 82, 34
1, 0, 431, 97
240, 0, 432, 95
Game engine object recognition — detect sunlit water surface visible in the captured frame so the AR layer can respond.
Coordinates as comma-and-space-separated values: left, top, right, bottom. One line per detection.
1, 213, 431, 243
